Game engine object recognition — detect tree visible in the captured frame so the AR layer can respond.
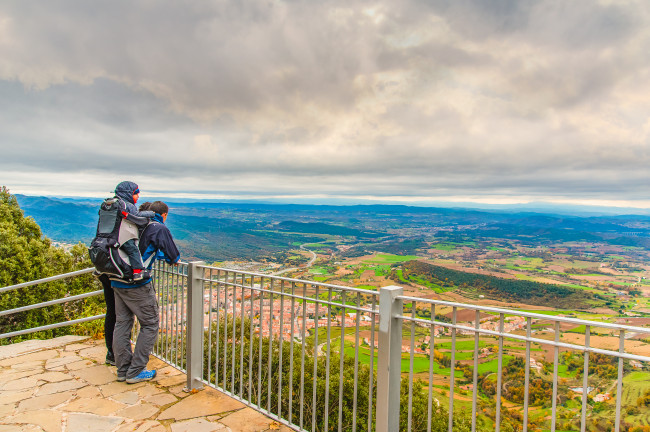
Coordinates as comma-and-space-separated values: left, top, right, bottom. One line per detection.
0, 186, 103, 343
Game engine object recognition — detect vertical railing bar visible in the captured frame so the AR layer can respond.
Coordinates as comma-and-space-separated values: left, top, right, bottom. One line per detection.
168, 263, 173, 363
523, 316, 531, 432
448, 307, 457, 432
278, 280, 285, 419
496, 313, 504, 432
267, 278, 275, 413
581, 325, 590, 432
179, 265, 185, 368
551, 320, 559, 432
338, 291, 347, 432
248, 274, 255, 404
257, 276, 262, 408
352, 291, 361, 432
223, 271, 229, 391
472, 310, 480, 432
207, 268, 213, 383
174, 266, 179, 368
231, 272, 237, 394
215, 270, 222, 389
427, 304, 435, 432
408, 301, 416, 432
615, 330, 624, 432
154, 261, 160, 356
163, 261, 168, 359
177, 268, 182, 370
324, 287, 333, 432
239, 273, 246, 398
289, 281, 296, 425
299, 283, 307, 431
312, 284, 321, 431
368, 295, 377, 432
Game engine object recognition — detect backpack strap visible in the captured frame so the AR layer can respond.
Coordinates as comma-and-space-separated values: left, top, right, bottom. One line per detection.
139, 221, 159, 268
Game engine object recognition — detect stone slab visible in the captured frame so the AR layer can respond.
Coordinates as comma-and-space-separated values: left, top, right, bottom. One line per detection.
45, 355, 83, 369
66, 360, 95, 371
36, 380, 87, 396
135, 384, 162, 398
78, 346, 107, 362
158, 388, 244, 421
0, 336, 88, 360
144, 393, 177, 407
99, 381, 137, 397
76, 386, 101, 398
71, 365, 117, 385
10, 360, 46, 370
170, 418, 224, 432
30, 371, 71, 383
61, 396, 126, 416
66, 413, 123, 432
0, 389, 33, 405
111, 390, 140, 405
0, 402, 14, 417
220, 407, 275, 432
8, 409, 62, 432
17, 391, 74, 412
0, 369, 40, 382
156, 374, 186, 387
0, 349, 56, 367
1, 377, 41, 391
168, 384, 191, 398
115, 420, 163, 432
116, 402, 159, 420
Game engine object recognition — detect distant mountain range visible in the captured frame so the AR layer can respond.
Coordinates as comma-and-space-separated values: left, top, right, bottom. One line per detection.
15, 194, 650, 262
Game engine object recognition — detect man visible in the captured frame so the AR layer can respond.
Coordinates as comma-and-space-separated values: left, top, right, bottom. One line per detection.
112, 200, 181, 384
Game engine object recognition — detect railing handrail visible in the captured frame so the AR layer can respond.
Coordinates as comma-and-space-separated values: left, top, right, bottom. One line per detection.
0, 267, 102, 340
0, 267, 94, 294
398, 294, 650, 334
197, 263, 380, 297
0, 289, 104, 317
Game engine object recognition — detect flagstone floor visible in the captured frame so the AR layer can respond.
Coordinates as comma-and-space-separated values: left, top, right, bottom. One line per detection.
0, 336, 290, 432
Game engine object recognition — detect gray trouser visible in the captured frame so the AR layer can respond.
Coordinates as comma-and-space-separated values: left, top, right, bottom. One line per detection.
113, 282, 159, 379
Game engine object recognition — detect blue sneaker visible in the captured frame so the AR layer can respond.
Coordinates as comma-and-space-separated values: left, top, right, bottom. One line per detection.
126, 369, 157, 384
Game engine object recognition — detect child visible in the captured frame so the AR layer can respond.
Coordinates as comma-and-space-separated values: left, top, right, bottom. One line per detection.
114, 181, 155, 280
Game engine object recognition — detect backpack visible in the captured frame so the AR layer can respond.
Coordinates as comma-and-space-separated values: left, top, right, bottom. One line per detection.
88, 197, 149, 280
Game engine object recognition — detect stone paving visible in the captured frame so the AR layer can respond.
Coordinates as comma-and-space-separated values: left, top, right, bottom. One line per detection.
0, 336, 291, 432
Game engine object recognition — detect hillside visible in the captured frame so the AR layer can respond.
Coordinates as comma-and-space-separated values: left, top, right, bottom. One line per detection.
393, 260, 606, 310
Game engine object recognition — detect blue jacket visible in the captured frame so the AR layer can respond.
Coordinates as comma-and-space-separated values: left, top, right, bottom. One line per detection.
114, 181, 155, 219
111, 213, 181, 288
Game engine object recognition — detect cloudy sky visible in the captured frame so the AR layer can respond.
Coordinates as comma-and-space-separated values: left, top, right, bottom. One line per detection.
1, 0, 649, 208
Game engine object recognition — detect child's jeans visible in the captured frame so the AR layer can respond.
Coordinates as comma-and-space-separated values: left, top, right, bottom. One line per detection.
121, 239, 144, 270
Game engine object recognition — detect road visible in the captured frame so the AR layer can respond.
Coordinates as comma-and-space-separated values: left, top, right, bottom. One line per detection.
271, 244, 317, 276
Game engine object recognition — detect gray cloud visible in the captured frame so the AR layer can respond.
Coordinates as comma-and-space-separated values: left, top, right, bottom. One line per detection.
1, 0, 649, 206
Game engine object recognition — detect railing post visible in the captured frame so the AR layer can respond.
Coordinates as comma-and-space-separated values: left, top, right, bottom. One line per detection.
377, 285, 403, 432
185, 261, 205, 391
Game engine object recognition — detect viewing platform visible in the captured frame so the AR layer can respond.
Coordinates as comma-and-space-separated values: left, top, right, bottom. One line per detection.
0, 336, 287, 432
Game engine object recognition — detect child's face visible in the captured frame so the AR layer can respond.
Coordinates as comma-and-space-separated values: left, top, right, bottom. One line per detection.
132, 192, 140, 203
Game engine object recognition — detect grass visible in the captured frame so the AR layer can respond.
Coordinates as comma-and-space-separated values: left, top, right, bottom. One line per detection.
433, 243, 457, 251
477, 356, 514, 374
364, 253, 420, 264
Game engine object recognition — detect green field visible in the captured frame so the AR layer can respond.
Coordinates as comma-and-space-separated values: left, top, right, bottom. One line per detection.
364, 253, 421, 264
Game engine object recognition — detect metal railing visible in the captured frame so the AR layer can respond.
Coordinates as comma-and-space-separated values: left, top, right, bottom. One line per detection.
0, 268, 104, 339
150, 261, 650, 432
3, 262, 650, 432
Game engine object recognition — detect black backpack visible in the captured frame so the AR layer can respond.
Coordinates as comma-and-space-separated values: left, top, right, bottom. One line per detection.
88, 198, 149, 280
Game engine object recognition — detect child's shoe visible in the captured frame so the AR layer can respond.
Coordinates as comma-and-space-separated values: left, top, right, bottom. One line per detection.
132, 269, 144, 281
